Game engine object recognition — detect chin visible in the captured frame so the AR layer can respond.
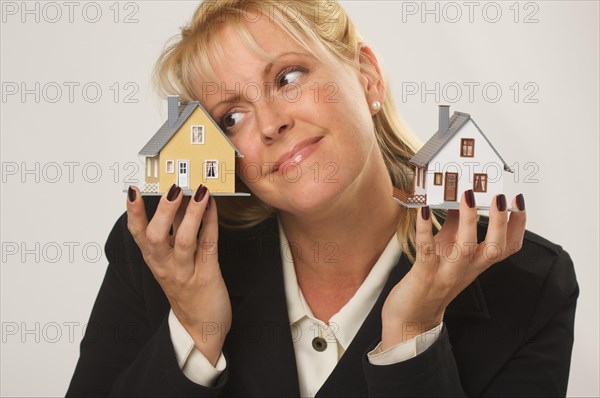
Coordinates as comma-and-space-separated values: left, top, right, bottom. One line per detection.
277, 174, 353, 216
245, 158, 361, 215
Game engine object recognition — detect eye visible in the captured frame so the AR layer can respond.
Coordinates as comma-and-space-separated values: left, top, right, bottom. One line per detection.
219, 111, 244, 133
277, 66, 307, 88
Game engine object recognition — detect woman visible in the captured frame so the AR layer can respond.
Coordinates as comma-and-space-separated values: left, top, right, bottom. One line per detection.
67, 1, 578, 396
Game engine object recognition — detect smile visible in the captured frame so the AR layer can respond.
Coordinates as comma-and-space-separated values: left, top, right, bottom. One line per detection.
273, 136, 324, 173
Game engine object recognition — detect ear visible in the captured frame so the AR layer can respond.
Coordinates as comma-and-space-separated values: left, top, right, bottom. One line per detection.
357, 44, 386, 113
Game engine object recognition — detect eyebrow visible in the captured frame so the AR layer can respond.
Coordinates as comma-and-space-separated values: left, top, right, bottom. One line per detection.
208, 51, 314, 113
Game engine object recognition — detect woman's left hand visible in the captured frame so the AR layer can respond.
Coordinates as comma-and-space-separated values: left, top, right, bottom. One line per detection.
380, 190, 526, 350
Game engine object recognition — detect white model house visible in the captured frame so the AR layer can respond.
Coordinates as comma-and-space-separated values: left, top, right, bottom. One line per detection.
393, 105, 512, 209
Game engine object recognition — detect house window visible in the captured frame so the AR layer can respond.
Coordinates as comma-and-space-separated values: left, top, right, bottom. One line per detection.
154, 159, 158, 178
205, 160, 218, 179
416, 167, 420, 186
191, 125, 205, 144
166, 160, 174, 174
146, 158, 151, 177
434, 172, 443, 185
473, 173, 488, 192
422, 169, 426, 188
461, 138, 474, 157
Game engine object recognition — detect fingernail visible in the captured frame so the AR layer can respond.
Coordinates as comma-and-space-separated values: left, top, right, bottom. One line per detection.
465, 189, 475, 208
516, 193, 525, 211
167, 184, 181, 202
496, 194, 507, 212
421, 206, 430, 221
128, 186, 136, 203
194, 185, 208, 203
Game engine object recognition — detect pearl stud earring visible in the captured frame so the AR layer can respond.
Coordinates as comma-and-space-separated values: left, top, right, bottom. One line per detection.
371, 101, 381, 111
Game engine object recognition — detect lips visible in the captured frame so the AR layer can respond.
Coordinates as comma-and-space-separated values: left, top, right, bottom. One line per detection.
273, 136, 323, 173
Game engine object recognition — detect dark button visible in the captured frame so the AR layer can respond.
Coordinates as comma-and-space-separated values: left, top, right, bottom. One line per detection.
312, 337, 327, 352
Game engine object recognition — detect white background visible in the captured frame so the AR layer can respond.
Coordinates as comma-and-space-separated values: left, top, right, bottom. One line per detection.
1, 1, 598, 396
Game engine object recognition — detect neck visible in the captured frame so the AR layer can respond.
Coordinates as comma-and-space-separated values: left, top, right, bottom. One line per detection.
278, 149, 402, 296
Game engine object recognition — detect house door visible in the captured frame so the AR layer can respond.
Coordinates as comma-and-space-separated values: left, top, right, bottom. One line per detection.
444, 172, 458, 201
177, 160, 190, 188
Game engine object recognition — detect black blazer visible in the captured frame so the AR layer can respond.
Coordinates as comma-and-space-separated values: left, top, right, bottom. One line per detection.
67, 197, 578, 397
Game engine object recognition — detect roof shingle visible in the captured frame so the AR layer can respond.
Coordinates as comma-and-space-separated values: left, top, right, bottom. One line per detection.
139, 101, 242, 157
410, 111, 512, 172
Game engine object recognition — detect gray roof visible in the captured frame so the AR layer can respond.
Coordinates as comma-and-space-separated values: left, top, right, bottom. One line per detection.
410, 111, 512, 172
139, 101, 243, 157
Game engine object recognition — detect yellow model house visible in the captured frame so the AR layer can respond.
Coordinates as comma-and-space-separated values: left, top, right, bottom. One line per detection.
139, 96, 248, 196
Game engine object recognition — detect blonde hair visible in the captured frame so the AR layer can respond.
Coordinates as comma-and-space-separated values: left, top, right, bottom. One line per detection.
154, 0, 427, 259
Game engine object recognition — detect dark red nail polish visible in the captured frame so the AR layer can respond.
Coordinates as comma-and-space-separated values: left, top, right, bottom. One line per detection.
465, 189, 475, 208
496, 194, 507, 212
516, 194, 525, 211
421, 206, 430, 221
128, 186, 136, 203
194, 185, 207, 203
167, 184, 181, 202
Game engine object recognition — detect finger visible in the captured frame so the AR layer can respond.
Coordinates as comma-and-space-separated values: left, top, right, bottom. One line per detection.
506, 194, 527, 256
435, 209, 459, 244
173, 196, 191, 236
456, 190, 478, 263
478, 194, 508, 267
196, 192, 219, 266
173, 185, 209, 267
126, 186, 150, 256
146, 184, 183, 257
414, 206, 438, 271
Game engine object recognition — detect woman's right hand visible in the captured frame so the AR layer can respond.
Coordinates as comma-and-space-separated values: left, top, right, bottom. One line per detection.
126, 184, 231, 367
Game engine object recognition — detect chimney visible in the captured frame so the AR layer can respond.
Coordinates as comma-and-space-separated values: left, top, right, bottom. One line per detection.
438, 105, 450, 136
168, 95, 180, 128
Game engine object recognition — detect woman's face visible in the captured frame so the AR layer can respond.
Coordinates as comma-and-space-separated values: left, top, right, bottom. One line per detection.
197, 16, 382, 216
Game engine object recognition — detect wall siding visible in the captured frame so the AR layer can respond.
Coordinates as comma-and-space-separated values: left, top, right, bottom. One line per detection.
425, 120, 505, 206
157, 108, 236, 193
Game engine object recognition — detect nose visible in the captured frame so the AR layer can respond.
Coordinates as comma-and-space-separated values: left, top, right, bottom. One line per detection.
255, 100, 293, 144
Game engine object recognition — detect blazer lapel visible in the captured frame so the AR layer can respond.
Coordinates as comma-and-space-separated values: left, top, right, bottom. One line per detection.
223, 225, 301, 397
446, 276, 490, 320
315, 252, 412, 397
317, 252, 490, 397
